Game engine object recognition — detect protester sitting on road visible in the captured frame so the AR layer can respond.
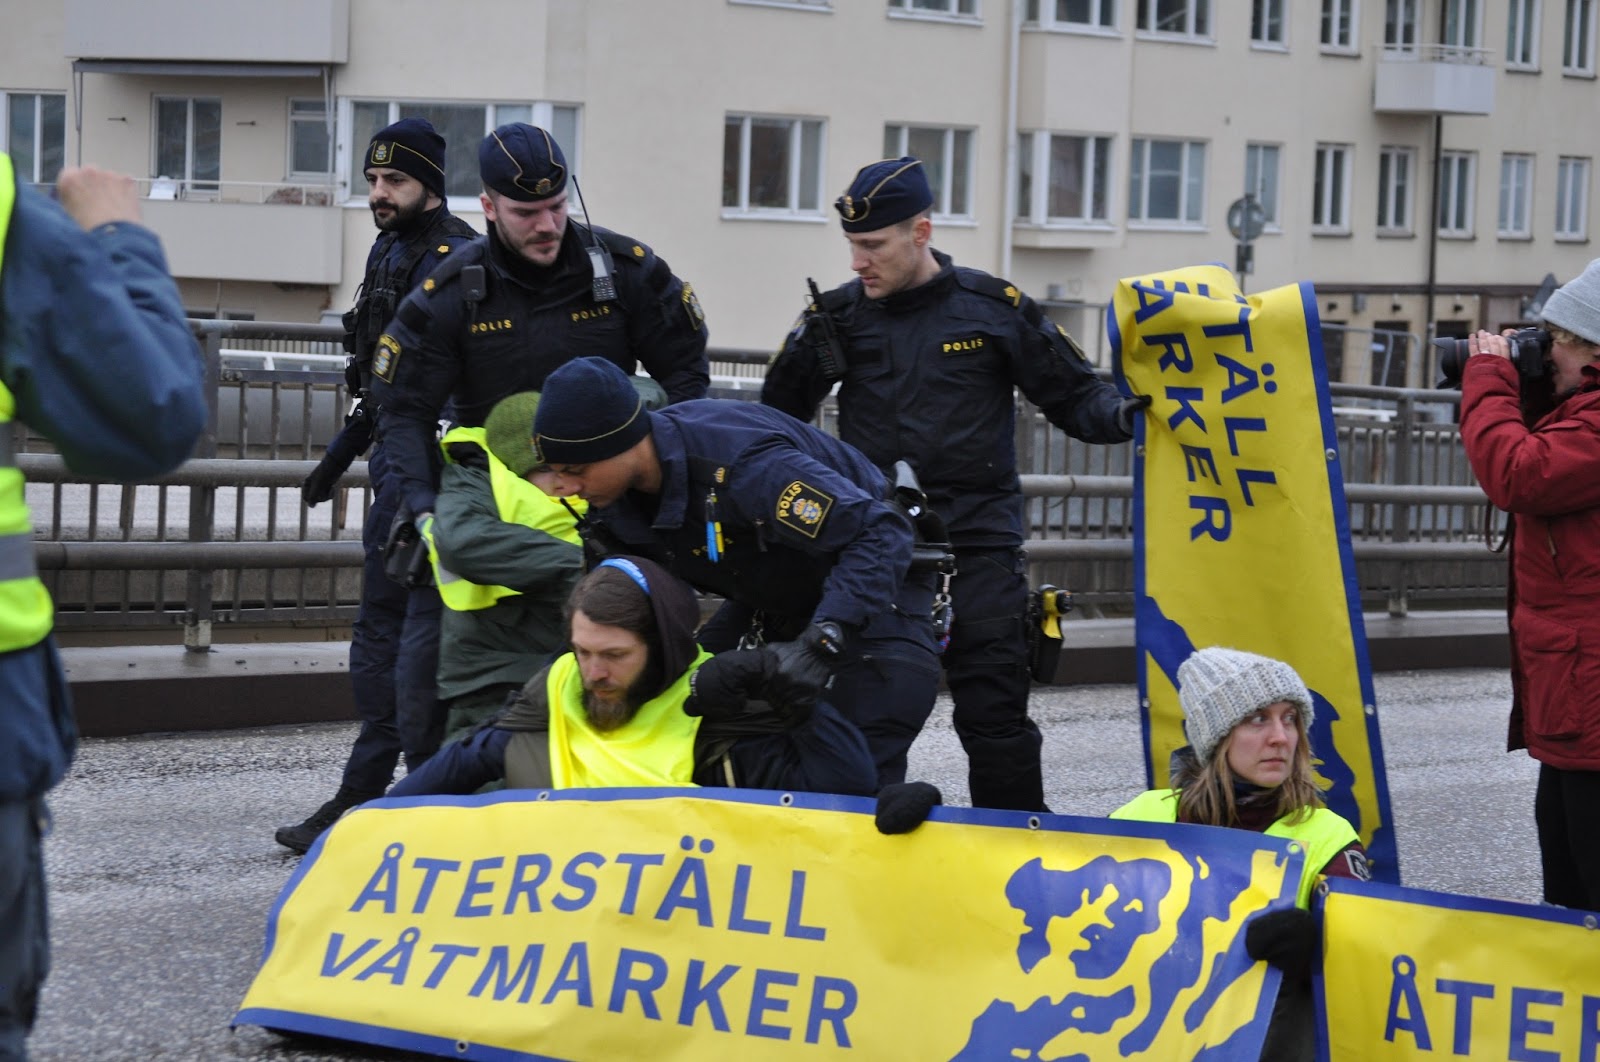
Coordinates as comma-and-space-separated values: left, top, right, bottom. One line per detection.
1111, 646, 1370, 1062
387, 556, 881, 799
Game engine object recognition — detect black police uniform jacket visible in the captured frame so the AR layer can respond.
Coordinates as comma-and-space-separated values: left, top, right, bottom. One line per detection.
762, 250, 1130, 549
370, 220, 711, 515
586, 401, 924, 636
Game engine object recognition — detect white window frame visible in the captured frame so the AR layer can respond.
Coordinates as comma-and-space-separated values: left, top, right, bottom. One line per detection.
884, 124, 975, 220
1127, 136, 1206, 227
338, 100, 579, 209
2, 90, 67, 186
1565, 0, 1596, 73
1376, 145, 1416, 234
1441, 0, 1483, 49
887, 0, 980, 20
722, 113, 826, 220
1251, 0, 1287, 46
287, 98, 332, 180
1507, 0, 1541, 68
1385, 0, 1418, 47
1134, 0, 1212, 40
1018, 130, 1114, 225
1556, 155, 1590, 239
1312, 143, 1353, 233
1321, 0, 1359, 53
1497, 153, 1534, 238
153, 96, 222, 198
1244, 142, 1281, 228
730, 0, 830, 9
1026, 0, 1117, 31
1437, 150, 1476, 237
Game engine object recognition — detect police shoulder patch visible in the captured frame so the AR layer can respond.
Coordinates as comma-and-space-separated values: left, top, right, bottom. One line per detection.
373, 334, 402, 383
1342, 849, 1374, 882
681, 283, 706, 328
775, 480, 834, 539
957, 271, 1025, 308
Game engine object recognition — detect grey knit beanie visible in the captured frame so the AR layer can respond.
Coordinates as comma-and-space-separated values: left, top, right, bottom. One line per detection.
1540, 257, 1600, 345
1177, 647, 1314, 764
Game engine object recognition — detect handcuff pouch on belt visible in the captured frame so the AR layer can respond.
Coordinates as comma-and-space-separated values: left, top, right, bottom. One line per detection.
1026, 584, 1072, 683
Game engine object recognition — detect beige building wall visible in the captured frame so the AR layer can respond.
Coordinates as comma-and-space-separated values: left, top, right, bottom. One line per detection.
10, 0, 1597, 387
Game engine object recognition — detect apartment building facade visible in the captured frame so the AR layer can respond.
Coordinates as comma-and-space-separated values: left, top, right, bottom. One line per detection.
5, 0, 1597, 388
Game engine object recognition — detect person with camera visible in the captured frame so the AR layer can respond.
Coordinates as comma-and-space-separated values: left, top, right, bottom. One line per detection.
278, 118, 478, 855
1459, 257, 1600, 913
761, 157, 1148, 814
529, 356, 946, 795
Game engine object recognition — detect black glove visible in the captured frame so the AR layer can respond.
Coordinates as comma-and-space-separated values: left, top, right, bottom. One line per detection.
765, 622, 847, 719
684, 648, 779, 720
875, 782, 942, 834
1117, 393, 1154, 435
302, 403, 372, 507
1244, 907, 1318, 984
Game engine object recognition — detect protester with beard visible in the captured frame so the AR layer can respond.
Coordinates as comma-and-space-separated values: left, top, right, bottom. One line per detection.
1460, 258, 1600, 913
386, 556, 878, 798
369, 123, 709, 528
277, 118, 478, 854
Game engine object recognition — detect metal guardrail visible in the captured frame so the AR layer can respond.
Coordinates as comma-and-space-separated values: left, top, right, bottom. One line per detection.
19, 320, 1505, 648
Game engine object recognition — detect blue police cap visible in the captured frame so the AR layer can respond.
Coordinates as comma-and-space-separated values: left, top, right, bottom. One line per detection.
836, 156, 933, 232
479, 123, 568, 202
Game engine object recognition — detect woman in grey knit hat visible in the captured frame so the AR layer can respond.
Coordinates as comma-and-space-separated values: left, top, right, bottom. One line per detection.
1111, 646, 1369, 1062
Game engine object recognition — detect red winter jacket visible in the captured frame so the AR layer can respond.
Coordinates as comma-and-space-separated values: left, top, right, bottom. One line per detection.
1460, 357, 1600, 770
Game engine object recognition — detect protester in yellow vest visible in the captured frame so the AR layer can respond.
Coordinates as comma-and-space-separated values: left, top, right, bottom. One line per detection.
0, 160, 206, 1058
1111, 646, 1371, 1062
420, 391, 588, 741
387, 555, 880, 799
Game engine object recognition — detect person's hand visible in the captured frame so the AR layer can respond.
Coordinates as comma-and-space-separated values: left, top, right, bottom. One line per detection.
684, 648, 779, 719
874, 782, 942, 834
1472, 329, 1512, 360
765, 622, 847, 718
1117, 393, 1153, 434
1244, 907, 1318, 984
54, 166, 143, 232
300, 451, 352, 507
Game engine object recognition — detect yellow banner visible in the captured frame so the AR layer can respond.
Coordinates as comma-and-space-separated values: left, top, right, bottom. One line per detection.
237, 789, 1307, 1060
1318, 878, 1600, 1059
1108, 264, 1397, 880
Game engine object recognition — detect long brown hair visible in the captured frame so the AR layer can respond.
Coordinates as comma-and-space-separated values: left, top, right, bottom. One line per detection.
1174, 708, 1325, 827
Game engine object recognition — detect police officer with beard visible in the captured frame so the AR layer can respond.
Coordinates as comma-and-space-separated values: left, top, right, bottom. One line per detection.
278, 118, 477, 854
762, 157, 1148, 814
370, 123, 710, 525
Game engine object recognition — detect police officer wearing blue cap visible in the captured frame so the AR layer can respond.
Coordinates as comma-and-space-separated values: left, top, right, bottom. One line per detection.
763, 156, 1149, 813
369, 122, 710, 527
531, 357, 943, 793
278, 117, 479, 855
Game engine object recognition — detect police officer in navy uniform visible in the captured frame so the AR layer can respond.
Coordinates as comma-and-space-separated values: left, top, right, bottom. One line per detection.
370, 123, 710, 527
531, 357, 943, 791
762, 157, 1148, 813
278, 118, 478, 854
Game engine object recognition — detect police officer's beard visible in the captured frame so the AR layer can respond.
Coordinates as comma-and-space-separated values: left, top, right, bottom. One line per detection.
582, 656, 665, 732
371, 195, 429, 234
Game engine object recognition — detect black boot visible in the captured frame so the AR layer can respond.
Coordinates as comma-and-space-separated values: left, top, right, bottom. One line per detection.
274, 786, 375, 854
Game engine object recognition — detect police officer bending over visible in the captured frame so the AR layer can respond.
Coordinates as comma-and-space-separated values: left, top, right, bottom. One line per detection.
762, 156, 1148, 814
370, 123, 710, 526
387, 556, 878, 798
279, 118, 478, 854
530, 356, 944, 795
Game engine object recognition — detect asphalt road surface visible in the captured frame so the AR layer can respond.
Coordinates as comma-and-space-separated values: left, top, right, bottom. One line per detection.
29, 668, 1535, 1061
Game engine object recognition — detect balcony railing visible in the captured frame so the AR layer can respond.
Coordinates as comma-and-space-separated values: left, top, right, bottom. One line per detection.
1374, 44, 1496, 114
138, 177, 336, 206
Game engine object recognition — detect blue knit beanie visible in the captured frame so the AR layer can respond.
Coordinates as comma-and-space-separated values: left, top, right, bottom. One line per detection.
533, 357, 652, 465
365, 117, 447, 198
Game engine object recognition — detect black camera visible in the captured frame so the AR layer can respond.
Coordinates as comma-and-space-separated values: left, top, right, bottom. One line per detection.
1433, 327, 1551, 388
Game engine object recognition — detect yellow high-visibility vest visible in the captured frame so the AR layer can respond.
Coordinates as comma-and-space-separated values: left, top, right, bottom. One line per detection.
0, 153, 54, 652
543, 649, 711, 789
1111, 787, 1359, 908
423, 425, 583, 611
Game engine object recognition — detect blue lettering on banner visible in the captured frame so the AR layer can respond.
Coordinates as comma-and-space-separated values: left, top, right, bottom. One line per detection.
469, 944, 543, 1004
457, 857, 504, 918
1382, 953, 1600, 1058
678, 959, 741, 1031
